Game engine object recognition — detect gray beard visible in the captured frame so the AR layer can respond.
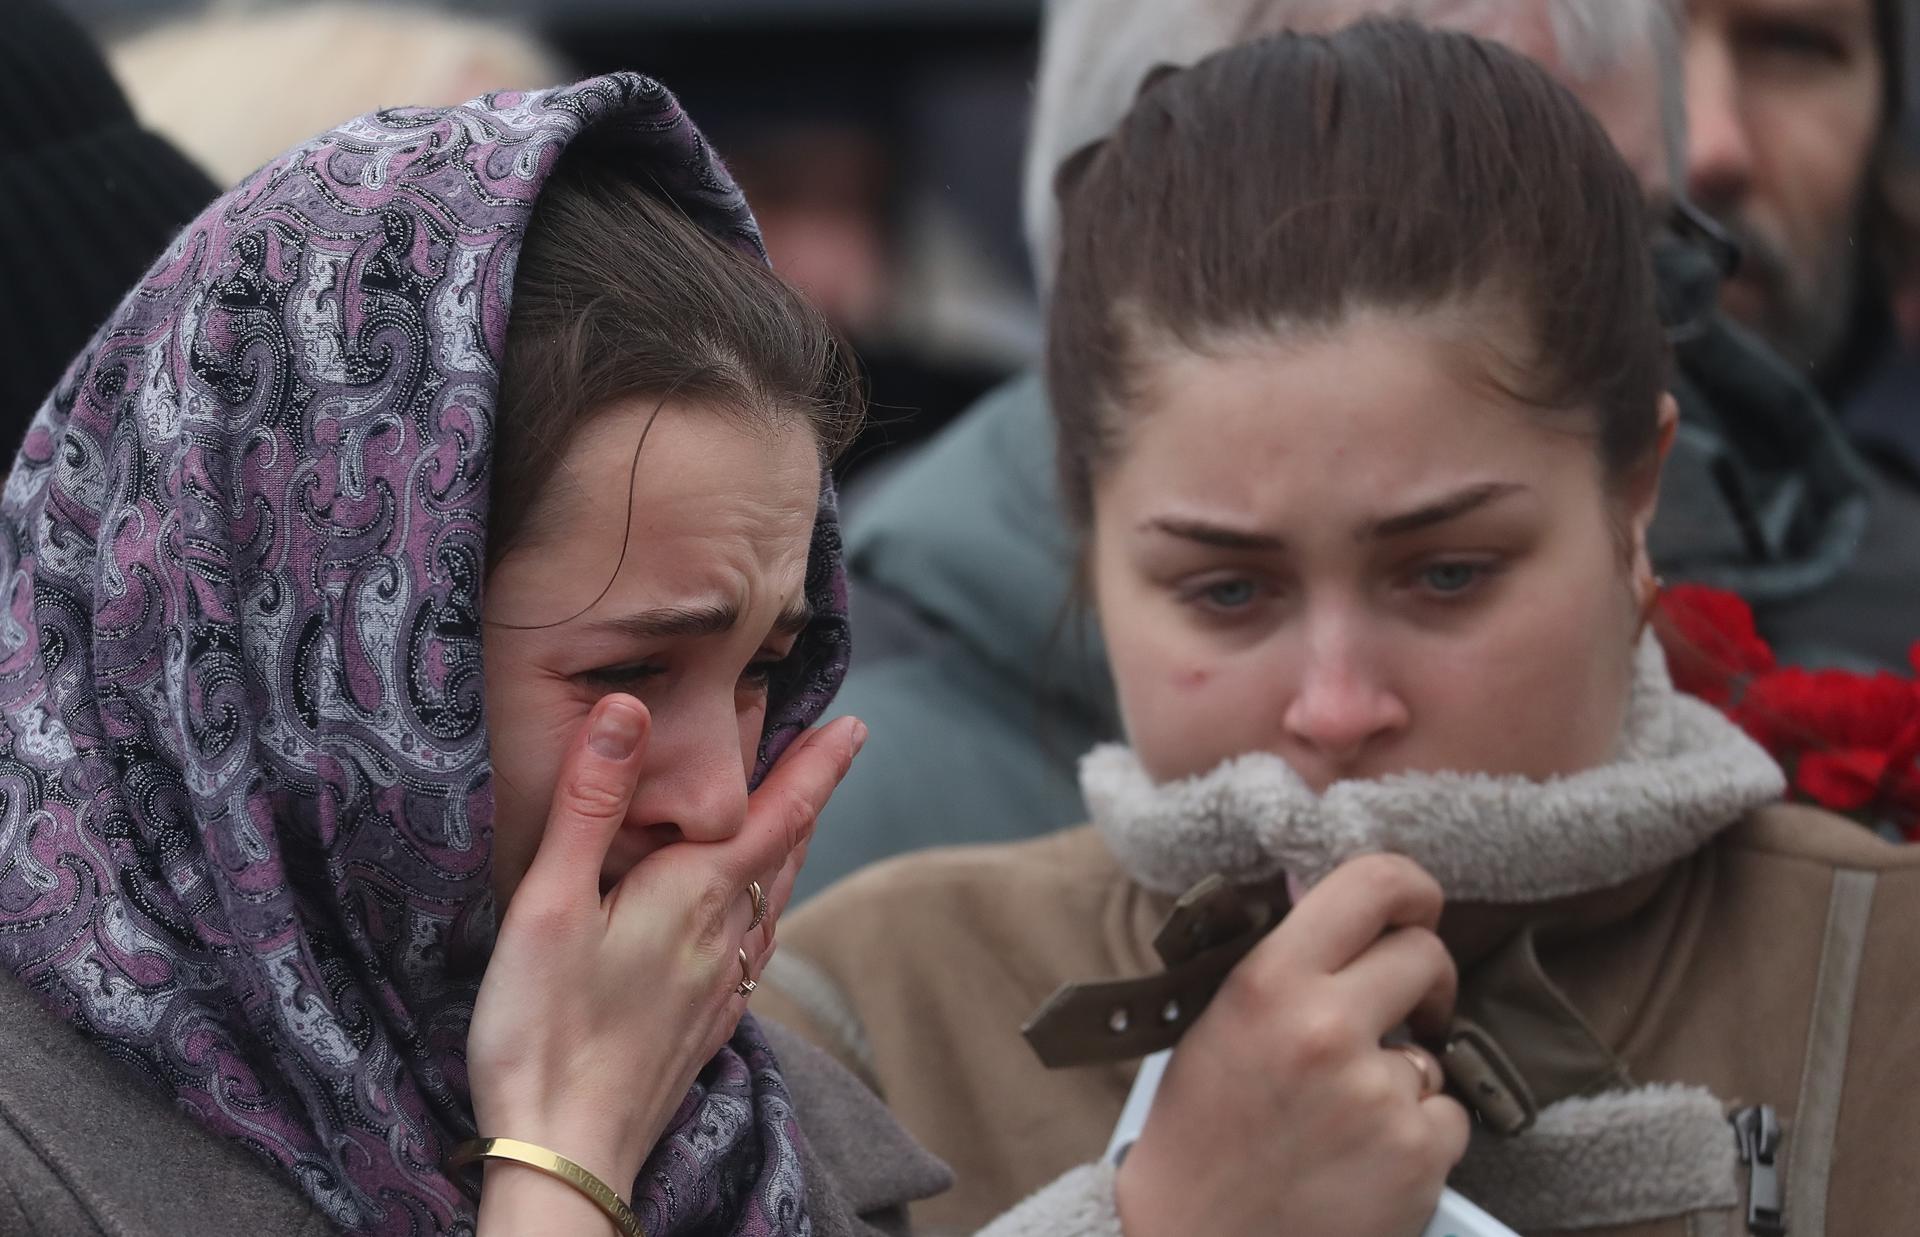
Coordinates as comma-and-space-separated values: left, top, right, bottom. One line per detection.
1715, 204, 1867, 377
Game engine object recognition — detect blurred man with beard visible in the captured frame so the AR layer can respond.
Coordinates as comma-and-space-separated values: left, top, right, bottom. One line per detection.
1685, 0, 1920, 475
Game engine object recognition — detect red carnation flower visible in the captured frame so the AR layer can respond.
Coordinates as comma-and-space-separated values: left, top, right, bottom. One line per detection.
1654, 584, 1775, 705
1731, 666, 1920, 755
1796, 748, 1895, 813
1657, 586, 1920, 839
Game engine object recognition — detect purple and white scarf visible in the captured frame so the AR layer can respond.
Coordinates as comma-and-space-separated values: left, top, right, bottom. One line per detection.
0, 75, 846, 1235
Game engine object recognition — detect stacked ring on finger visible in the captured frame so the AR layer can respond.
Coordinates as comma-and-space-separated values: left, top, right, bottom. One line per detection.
1393, 1044, 1443, 1100
735, 948, 757, 998
745, 879, 768, 932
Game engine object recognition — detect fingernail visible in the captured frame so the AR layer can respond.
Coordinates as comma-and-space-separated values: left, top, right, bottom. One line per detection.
848, 719, 869, 759
589, 699, 644, 759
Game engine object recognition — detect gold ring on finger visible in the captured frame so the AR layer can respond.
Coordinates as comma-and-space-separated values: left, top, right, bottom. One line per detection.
746, 879, 768, 931
735, 947, 757, 999
1394, 1044, 1442, 1100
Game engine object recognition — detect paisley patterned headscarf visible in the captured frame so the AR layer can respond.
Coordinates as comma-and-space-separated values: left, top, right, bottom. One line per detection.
0, 75, 849, 1235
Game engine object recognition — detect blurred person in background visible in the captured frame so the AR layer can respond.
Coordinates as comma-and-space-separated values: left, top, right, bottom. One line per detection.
1683, 0, 1920, 479
109, 1, 566, 187
795, 0, 1920, 902
547, 27, 1037, 484
112, 0, 1033, 484
675, 72, 1020, 481
0, 0, 218, 457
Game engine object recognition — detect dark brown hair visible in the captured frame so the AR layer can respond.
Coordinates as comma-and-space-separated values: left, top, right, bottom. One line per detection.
490, 148, 862, 567
1047, 20, 1667, 529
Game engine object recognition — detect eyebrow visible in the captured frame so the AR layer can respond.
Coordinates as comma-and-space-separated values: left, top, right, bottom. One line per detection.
583, 597, 813, 642
1143, 518, 1286, 551
1141, 481, 1529, 551
1364, 482, 1528, 540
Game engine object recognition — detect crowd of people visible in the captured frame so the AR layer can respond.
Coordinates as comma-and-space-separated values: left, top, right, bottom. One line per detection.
0, 1, 1915, 1236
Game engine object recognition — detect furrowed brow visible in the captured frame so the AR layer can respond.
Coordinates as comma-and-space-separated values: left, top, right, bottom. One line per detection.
1364, 482, 1528, 541
1144, 517, 1286, 552
586, 603, 739, 641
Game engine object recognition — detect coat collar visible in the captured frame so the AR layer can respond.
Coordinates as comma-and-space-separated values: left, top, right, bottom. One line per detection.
1084, 634, 1785, 904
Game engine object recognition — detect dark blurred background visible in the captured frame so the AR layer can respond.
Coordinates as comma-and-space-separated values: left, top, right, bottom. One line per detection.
48, 0, 1920, 484
59, 0, 1046, 482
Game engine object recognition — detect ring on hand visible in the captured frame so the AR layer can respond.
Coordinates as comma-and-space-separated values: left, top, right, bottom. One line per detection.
1394, 1044, 1442, 1100
746, 879, 768, 931
735, 947, 757, 998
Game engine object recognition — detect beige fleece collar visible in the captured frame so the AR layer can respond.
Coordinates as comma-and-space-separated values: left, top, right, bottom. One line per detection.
1085, 635, 1786, 901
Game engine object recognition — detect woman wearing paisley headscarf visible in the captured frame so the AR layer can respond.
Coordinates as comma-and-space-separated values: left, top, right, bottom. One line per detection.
0, 76, 947, 1235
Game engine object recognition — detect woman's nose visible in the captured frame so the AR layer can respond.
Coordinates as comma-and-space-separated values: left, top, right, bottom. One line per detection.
1281, 638, 1408, 772
627, 710, 750, 843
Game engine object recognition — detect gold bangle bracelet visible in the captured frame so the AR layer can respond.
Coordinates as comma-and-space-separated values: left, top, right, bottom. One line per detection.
449, 1136, 646, 1237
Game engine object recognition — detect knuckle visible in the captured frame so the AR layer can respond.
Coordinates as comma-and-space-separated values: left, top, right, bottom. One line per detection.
689, 873, 737, 942
1403, 862, 1445, 907
780, 792, 821, 851
1222, 962, 1271, 1013
1409, 929, 1454, 979
1383, 1112, 1432, 1162
1281, 1004, 1353, 1070
1430, 1098, 1473, 1165
1347, 1063, 1400, 1115
1341, 855, 1403, 906
557, 771, 628, 823
1356, 853, 1438, 902
502, 894, 575, 947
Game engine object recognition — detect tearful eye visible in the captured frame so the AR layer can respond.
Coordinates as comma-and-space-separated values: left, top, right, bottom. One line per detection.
739, 654, 788, 689
580, 662, 667, 689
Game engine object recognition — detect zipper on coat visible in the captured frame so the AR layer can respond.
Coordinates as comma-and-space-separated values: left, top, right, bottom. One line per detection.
1732, 1104, 1785, 1236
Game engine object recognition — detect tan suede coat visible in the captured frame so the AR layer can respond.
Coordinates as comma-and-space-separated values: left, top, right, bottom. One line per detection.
760, 807, 1920, 1237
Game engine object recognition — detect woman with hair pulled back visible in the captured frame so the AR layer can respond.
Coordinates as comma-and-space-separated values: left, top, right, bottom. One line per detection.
0, 79, 951, 1234
760, 22, 1920, 1237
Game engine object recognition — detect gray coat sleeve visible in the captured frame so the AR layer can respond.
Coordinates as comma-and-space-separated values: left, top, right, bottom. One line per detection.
0, 974, 338, 1237
758, 1016, 954, 1237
